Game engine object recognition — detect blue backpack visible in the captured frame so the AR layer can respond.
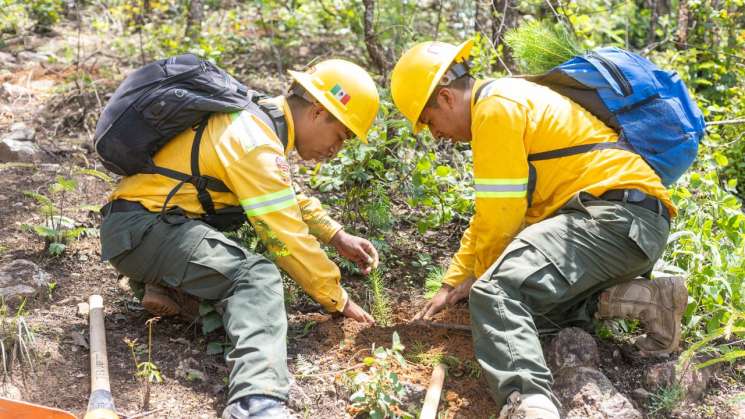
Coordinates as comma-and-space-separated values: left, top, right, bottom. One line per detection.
519, 47, 706, 186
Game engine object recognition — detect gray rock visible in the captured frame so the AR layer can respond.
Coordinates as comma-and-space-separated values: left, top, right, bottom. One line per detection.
545, 327, 599, 371
6, 123, 36, 142
1, 123, 41, 162
0, 382, 21, 399
554, 366, 642, 419
644, 360, 715, 401
17, 51, 49, 63
630, 387, 652, 405
0, 137, 42, 162
0, 259, 51, 298
77, 302, 89, 317
1, 82, 32, 97
732, 395, 745, 418
400, 382, 427, 412
0, 51, 16, 64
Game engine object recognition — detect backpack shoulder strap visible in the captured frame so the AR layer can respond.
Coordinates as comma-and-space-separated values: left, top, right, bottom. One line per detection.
148, 117, 231, 218
528, 141, 630, 162
247, 93, 289, 150
473, 79, 498, 104
189, 117, 219, 214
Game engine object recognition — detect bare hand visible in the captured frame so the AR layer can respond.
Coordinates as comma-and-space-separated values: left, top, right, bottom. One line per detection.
412, 277, 476, 322
342, 298, 375, 325
446, 277, 476, 305
412, 284, 453, 321
330, 230, 380, 275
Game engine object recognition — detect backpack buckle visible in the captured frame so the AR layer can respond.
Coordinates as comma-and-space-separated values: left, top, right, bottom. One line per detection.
192, 176, 208, 191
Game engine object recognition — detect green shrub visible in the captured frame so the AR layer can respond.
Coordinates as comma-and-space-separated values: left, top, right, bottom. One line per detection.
27, 0, 63, 33
347, 332, 413, 419
659, 157, 745, 338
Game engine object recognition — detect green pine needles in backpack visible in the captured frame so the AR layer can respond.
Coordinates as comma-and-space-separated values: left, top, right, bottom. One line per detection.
505, 20, 583, 74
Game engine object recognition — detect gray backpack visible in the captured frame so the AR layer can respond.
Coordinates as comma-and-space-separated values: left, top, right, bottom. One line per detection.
94, 54, 288, 230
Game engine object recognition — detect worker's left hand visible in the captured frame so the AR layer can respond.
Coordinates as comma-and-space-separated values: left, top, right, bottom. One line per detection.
330, 230, 379, 275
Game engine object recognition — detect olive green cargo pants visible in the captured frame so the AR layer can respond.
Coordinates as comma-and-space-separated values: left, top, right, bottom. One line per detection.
469, 193, 670, 408
100, 211, 289, 403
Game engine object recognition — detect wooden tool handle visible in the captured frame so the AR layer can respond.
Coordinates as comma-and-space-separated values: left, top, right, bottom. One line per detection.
84, 295, 119, 419
420, 363, 447, 419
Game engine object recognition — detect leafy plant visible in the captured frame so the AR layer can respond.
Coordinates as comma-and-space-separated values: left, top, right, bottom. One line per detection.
27, 0, 62, 33
347, 332, 413, 419
677, 313, 745, 374
125, 317, 163, 410
659, 162, 745, 338
21, 175, 96, 256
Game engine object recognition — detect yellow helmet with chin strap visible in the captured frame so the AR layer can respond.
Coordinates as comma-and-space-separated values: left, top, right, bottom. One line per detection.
288, 59, 380, 143
390, 39, 474, 134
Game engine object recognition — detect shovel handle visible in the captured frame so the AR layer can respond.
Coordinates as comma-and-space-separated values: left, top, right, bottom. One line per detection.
420, 363, 447, 419
84, 295, 119, 419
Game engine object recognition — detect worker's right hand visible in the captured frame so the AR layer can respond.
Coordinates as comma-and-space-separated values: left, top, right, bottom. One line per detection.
411, 277, 476, 322
342, 298, 375, 325
412, 284, 454, 321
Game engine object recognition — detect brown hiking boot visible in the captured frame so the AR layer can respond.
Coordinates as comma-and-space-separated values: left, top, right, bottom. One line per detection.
596, 276, 688, 356
141, 283, 200, 321
498, 392, 560, 419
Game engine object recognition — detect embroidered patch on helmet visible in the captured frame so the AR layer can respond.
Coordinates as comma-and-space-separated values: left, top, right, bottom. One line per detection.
330, 83, 351, 105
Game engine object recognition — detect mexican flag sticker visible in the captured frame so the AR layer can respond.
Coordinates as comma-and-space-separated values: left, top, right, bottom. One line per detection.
330, 83, 351, 105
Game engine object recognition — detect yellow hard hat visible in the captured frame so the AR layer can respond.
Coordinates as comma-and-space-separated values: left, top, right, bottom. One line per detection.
288, 59, 380, 143
390, 39, 473, 134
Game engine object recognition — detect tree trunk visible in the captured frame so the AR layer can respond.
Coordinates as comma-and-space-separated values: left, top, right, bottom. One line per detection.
646, 0, 659, 46
474, 0, 480, 32
362, 0, 389, 80
675, 0, 689, 49
185, 0, 204, 41
491, 0, 515, 71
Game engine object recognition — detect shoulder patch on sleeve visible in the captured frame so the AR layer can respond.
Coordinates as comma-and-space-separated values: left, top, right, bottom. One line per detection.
225, 111, 279, 153
275, 156, 292, 184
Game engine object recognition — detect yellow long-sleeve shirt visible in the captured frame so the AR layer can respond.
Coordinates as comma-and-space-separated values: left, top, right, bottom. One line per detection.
111, 96, 348, 312
443, 78, 676, 288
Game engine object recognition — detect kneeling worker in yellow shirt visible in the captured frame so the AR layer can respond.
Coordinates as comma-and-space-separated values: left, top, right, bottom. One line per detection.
391, 40, 687, 418
100, 59, 380, 418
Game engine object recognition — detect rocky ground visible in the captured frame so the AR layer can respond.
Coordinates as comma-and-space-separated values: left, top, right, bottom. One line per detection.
1, 26, 744, 419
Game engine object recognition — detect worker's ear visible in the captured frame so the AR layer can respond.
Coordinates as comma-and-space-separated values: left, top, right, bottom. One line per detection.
310, 102, 326, 122
438, 87, 457, 111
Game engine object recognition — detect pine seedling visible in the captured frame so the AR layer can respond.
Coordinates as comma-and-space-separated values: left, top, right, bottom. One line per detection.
367, 269, 392, 327
505, 20, 583, 74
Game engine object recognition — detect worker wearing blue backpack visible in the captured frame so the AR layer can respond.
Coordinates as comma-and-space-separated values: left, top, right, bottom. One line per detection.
391, 39, 703, 418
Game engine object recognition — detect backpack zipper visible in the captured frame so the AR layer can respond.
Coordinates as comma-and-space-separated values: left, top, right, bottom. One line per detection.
586, 51, 633, 96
